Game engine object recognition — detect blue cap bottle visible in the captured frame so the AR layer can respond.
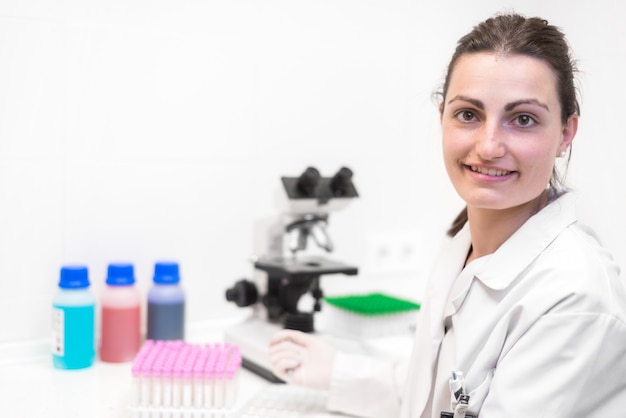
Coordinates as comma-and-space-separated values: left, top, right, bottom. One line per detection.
146, 261, 186, 340
52, 265, 96, 369
100, 263, 142, 363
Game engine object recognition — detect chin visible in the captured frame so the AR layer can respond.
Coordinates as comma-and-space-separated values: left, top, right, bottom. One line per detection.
460, 193, 519, 211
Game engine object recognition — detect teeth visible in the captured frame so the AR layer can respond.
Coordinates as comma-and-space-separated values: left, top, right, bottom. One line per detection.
470, 165, 511, 177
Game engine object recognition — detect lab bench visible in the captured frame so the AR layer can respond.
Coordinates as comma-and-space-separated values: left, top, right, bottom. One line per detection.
0, 317, 337, 418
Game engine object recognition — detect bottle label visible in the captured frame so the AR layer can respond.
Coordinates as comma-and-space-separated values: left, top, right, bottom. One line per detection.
52, 307, 64, 356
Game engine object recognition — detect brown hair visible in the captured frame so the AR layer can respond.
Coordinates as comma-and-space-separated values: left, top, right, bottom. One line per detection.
440, 12, 580, 237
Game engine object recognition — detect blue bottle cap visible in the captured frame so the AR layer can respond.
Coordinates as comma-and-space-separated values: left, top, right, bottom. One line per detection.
59, 265, 90, 289
106, 263, 135, 286
153, 261, 180, 284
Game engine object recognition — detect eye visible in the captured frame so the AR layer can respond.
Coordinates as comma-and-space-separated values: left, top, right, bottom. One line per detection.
513, 114, 537, 127
454, 110, 478, 122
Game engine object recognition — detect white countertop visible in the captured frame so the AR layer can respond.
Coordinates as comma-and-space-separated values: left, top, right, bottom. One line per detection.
0, 346, 269, 418
0, 317, 336, 418
1, 313, 413, 418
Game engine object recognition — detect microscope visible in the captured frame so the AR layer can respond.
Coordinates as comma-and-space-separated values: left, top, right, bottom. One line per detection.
224, 166, 359, 381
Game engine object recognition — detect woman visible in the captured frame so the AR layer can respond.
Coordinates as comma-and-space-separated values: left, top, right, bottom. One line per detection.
269, 12, 626, 417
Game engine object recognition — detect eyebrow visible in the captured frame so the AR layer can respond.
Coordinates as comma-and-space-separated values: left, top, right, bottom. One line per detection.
447, 95, 550, 112
447, 95, 484, 109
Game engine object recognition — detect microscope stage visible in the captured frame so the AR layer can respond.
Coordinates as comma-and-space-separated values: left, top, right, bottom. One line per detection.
254, 256, 358, 278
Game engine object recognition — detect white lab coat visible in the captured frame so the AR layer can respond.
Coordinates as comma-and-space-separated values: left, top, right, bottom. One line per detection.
327, 192, 626, 418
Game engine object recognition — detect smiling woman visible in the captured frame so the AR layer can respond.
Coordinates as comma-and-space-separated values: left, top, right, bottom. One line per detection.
268, 12, 626, 418
440, 52, 578, 257
441, 15, 580, 238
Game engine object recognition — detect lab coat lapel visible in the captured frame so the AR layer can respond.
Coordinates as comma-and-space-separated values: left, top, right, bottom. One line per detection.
429, 226, 471, 346
407, 225, 471, 417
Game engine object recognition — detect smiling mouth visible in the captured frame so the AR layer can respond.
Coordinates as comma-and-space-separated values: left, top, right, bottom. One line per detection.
469, 165, 513, 177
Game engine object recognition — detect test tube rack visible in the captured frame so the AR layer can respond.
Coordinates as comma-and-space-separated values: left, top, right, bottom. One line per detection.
130, 340, 242, 418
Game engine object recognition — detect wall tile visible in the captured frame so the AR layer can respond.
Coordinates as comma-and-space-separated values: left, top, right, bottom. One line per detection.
0, 18, 65, 160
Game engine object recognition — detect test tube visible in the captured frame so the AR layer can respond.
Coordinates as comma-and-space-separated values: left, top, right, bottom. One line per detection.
192, 346, 208, 409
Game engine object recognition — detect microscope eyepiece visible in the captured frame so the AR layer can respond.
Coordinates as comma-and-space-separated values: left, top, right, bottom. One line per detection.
296, 167, 321, 197
330, 166, 354, 197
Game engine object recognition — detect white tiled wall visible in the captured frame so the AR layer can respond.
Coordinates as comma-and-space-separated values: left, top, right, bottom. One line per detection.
1, 0, 625, 345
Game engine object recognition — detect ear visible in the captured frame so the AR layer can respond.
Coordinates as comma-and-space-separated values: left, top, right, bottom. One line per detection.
439, 103, 444, 123
558, 114, 578, 156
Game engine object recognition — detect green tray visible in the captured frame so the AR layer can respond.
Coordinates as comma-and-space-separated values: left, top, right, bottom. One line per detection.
324, 292, 420, 316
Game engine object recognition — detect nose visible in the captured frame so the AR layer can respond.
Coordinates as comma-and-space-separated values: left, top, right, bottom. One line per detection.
475, 122, 506, 160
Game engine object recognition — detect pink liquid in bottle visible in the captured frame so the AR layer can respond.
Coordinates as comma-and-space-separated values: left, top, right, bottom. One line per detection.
99, 263, 142, 363
100, 304, 141, 362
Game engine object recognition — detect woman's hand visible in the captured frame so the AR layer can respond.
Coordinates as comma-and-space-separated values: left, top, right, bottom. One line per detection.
268, 329, 336, 390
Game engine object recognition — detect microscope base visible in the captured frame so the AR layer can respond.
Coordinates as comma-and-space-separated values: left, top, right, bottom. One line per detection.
224, 316, 284, 382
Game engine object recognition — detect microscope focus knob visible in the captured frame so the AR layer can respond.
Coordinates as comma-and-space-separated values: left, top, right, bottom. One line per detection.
225, 279, 258, 307
285, 312, 315, 333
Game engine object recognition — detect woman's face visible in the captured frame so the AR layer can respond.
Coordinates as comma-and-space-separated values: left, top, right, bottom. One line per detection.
440, 52, 577, 213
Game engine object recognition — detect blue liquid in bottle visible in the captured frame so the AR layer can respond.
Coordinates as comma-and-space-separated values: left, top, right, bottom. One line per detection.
147, 261, 186, 341
52, 265, 96, 369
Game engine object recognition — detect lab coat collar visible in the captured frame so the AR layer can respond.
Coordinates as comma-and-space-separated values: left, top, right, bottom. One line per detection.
471, 191, 577, 291
446, 254, 490, 318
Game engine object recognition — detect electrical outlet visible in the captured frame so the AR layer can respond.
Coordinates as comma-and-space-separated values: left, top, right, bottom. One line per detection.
363, 230, 424, 279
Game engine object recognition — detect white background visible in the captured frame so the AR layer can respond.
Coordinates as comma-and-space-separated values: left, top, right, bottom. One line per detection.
1, 0, 624, 346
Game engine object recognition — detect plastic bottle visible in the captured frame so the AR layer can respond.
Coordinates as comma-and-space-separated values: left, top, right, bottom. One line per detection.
146, 261, 185, 340
52, 265, 96, 369
99, 263, 142, 362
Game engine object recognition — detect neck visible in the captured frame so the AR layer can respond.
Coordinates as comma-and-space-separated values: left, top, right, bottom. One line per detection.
466, 191, 548, 264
